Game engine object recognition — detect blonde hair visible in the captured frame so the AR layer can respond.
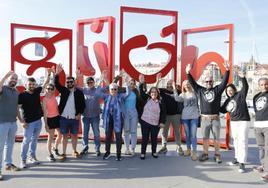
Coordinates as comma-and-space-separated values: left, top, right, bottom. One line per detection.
181, 80, 193, 93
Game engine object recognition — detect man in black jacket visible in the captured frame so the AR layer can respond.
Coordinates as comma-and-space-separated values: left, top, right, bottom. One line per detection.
186, 62, 229, 163
54, 64, 85, 161
155, 74, 184, 156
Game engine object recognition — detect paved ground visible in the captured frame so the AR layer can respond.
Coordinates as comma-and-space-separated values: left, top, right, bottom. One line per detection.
0, 126, 267, 188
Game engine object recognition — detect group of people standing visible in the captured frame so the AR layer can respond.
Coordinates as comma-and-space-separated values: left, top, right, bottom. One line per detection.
0, 62, 268, 182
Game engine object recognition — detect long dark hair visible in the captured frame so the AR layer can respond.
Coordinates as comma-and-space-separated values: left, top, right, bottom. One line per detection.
225, 84, 237, 97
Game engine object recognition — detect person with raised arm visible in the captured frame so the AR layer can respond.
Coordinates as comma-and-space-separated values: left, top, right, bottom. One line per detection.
0, 71, 20, 180
186, 62, 230, 163
220, 71, 250, 173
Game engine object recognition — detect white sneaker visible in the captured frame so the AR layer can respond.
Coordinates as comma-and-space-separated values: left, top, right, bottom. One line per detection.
125, 149, 131, 155
20, 160, 27, 169
28, 156, 40, 165
130, 150, 135, 156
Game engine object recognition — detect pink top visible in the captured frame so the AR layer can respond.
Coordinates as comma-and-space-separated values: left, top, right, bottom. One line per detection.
43, 96, 59, 118
141, 99, 160, 126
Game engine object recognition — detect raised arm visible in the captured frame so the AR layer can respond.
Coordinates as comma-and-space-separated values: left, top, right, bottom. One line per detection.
54, 64, 67, 93
41, 68, 52, 93
238, 71, 248, 99
186, 64, 202, 92
217, 61, 230, 93
0, 71, 14, 93
139, 74, 149, 101
172, 82, 184, 102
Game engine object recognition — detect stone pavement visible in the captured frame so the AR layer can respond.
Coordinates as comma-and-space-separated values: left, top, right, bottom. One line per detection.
0, 127, 267, 188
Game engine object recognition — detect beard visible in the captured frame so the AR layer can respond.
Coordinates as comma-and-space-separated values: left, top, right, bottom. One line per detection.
67, 85, 74, 89
8, 81, 17, 88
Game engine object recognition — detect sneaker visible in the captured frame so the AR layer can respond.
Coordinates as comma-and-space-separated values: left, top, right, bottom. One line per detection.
227, 158, 239, 166
214, 154, 222, 164
158, 146, 168, 154
191, 151, 198, 161
73, 151, 80, 158
58, 154, 66, 162
253, 165, 264, 173
47, 154, 56, 162
20, 160, 27, 169
261, 174, 268, 182
199, 153, 209, 162
103, 152, 111, 160
28, 156, 40, 165
116, 153, 122, 161
80, 147, 88, 155
0, 171, 3, 181
52, 147, 60, 156
5, 164, 20, 171
125, 149, 131, 155
96, 151, 101, 157
184, 149, 191, 156
177, 146, 184, 156
140, 154, 146, 160
152, 153, 158, 158
238, 163, 246, 173
130, 150, 135, 156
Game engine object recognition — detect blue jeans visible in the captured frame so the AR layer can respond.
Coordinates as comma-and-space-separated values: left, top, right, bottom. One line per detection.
0, 122, 17, 170
123, 109, 138, 151
182, 118, 198, 152
82, 116, 100, 152
21, 119, 42, 161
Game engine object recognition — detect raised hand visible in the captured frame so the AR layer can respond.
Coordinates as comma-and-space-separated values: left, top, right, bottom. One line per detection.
139, 74, 145, 83
56, 64, 63, 74
185, 64, 191, 74
156, 72, 162, 82
237, 71, 245, 78
224, 60, 230, 71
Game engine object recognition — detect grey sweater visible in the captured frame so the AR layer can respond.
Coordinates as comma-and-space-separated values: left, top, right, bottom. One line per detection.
174, 92, 200, 120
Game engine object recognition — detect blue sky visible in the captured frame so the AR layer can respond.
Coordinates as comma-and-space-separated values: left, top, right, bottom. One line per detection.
0, 0, 268, 77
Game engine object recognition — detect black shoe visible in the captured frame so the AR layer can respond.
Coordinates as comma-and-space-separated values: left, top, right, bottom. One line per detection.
227, 158, 238, 166
103, 152, 111, 160
116, 153, 122, 161
140, 154, 145, 160
52, 147, 60, 156
80, 147, 89, 155
47, 154, 56, 162
152, 153, 158, 158
238, 163, 246, 173
96, 151, 101, 157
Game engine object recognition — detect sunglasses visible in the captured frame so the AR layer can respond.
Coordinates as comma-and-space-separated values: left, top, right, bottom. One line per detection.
110, 88, 117, 91
46, 87, 54, 91
66, 81, 74, 84
205, 80, 213, 83
87, 81, 94, 84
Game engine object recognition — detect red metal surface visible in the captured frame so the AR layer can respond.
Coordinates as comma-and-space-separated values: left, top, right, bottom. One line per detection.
76, 16, 115, 83
120, 6, 178, 83
181, 24, 234, 149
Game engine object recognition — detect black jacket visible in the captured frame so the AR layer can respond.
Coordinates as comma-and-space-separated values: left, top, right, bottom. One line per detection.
55, 75, 85, 116
253, 91, 268, 121
138, 83, 167, 125
187, 70, 229, 115
220, 77, 250, 121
